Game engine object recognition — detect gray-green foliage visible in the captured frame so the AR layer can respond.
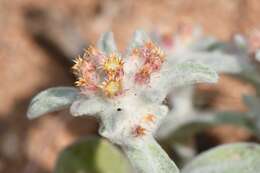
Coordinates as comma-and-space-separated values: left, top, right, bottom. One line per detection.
182, 143, 260, 173
153, 28, 260, 173
154, 27, 260, 146
55, 137, 131, 173
153, 27, 260, 169
27, 87, 79, 119
123, 137, 179, 173
161, 86, 260, 146
155, 26, 243, 140
27, 30, 219, 173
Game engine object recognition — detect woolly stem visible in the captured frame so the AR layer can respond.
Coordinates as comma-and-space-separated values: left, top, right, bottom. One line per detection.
122, 136, 180, 173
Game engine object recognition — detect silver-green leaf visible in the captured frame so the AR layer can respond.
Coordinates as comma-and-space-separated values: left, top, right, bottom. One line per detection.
176, 51, 242, 74
123, 137, 180, 173
70, 96, 107, 117
27, 87, 79, 119
182, 143, 260, 173
147, 62, 218, 103
97, 32, 118, 55
125, 29, 149, 56
165, 62, 218, 87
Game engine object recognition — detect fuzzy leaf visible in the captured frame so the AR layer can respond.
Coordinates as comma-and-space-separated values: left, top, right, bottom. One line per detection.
123, 137, 180, 173
97, 32, 118, 55
182, 143, 260, 173
70, 96, 107, 117
55, 137, 131, 173
164, 61, 218, 87
27, 87, 79, 119
147, 62, 218, 103
175, 51, 242, 74
126, 30, 149, 55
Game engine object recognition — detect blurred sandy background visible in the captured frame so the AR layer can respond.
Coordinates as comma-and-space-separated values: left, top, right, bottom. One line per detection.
0, 0, 260, 172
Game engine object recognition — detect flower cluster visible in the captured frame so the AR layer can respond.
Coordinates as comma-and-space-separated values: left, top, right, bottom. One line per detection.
134, 42, 165, 84
73, 41, 165, 96
72, 46, 124, 97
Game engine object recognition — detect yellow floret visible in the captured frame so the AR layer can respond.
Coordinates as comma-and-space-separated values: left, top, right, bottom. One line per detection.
100, 78, 123, 97
72, 56, 84, 73
75, 77, 87, 87
102, 54, 124, 74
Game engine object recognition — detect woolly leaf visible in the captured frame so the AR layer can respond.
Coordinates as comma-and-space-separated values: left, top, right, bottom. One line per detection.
70, 96, 107, 117
182, 143, 260, 173
165, 61, 218, 87
123, 137, 180, 173
147, 62, 218, 103
176, 51, 242, 74
126, 29, 149, 55
98, 32, 118, 55
27, 87, 79, 119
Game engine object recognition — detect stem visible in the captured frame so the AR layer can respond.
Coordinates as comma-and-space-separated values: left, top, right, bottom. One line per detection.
122, 137, 180, 173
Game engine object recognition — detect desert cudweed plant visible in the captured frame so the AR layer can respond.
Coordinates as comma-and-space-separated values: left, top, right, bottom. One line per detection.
27, 30, 218, 173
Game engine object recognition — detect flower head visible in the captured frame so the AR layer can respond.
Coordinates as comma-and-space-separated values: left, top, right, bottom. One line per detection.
135, 64, 153, 84
100, 77, 123, 97
134, 42, 165, 84
132, 125, 147, 137
72, 56, 99, 92
72, 46, 124, 96
102, 53, 124, 77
